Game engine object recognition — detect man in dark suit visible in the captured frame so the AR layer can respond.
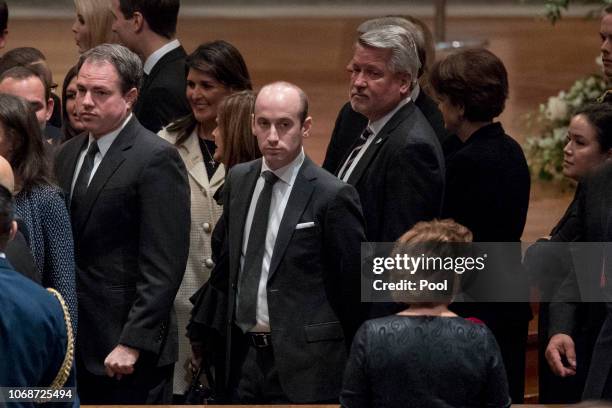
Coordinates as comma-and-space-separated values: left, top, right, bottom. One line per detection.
0, 183, 78, 407
337, 25, 443, 244
110, 0, 189, 133
216, 81, 365, 403
322, 16, 446, 174
54, 43, 190, 404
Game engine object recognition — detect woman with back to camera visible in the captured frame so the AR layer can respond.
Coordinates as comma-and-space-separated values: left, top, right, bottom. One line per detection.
526, 103, 612, 403
340, 219, 511, 408
0, 93, 76, 332
60, 65, 85, 142
158, 40, 252, 398
72, 0, 117, 53
429, 47, 531, 403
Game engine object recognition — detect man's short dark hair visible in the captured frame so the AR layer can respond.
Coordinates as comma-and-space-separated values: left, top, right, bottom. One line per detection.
78, 43, 143, 95
430, 48, 508, 122
119, 0, 179, 39
0, 1, 8, 33
0, 66, 50, 103
0, 184, 14, 250
0, 47, 52, 98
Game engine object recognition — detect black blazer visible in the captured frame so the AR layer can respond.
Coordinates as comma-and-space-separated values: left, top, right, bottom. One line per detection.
54, 116, 190, 375
218, 156, 366, 402
322, 89, 447, 174
548, 163, 612, 400
341, 101, 444, 243
134, 46, 190, 133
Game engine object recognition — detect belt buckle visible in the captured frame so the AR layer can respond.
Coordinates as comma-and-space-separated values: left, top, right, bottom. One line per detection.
250, 333, 271, 348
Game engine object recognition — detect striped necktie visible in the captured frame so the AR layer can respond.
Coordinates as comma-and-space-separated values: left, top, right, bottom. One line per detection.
338, 127, 372, 179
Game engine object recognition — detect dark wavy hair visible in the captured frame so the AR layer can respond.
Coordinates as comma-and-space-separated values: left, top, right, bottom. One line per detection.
0, 93, 53, 192
167, 40, 252, 147
574, 103, 612, 152
430, 48, 508, 122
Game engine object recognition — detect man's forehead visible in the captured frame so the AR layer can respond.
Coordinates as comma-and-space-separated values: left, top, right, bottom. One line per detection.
255, 89, 301, 118
0, 76, 45, 99
77, 60, 120, 85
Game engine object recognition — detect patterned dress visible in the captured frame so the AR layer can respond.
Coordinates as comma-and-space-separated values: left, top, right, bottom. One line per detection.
15, 183, 77, 333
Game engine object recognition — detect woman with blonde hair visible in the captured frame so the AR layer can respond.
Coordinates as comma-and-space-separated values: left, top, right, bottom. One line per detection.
72, 0, 116, 53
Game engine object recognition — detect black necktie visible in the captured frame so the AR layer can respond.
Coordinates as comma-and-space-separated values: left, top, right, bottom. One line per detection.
338, 127, 372, 179
235, 170, 279, 332
71, 141, 99, 213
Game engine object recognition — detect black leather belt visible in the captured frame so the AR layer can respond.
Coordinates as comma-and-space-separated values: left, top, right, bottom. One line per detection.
246, 332, 271, 348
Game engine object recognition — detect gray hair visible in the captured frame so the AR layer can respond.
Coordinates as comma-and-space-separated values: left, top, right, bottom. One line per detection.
77, 43, 142, 94
358, 17, 427, 77
358, 25, 420, 85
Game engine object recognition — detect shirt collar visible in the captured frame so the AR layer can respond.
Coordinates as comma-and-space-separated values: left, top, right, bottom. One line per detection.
261, 147, 305, 186
88, 113, 132, 157
143, 39, 181, 75
411, 83, 420, 101
368, 95, 411, 136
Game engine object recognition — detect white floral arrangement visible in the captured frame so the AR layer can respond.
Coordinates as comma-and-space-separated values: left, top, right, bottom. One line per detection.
524, 72, 607, 181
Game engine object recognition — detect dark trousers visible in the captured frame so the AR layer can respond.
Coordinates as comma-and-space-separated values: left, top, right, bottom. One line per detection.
231, 342, 290, 404
77, 356, 173, 404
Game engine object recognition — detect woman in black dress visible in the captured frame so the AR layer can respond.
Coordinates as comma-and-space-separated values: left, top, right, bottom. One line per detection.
526, 103, 612, 403
341, 219, 511, 408
430, 48, 531, 403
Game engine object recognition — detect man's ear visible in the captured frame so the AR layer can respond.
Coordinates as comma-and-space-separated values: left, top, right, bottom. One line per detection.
125, 87, 138, 110
45, 96, 54, 122
8, 220, 16, 243
132, 11, 144, 33
0, 30, 8, 49
251, 113, 256, 136
302, 116, 313, 138
398, 72, 412, 96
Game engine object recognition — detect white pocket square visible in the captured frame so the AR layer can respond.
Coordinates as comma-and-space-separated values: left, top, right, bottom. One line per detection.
295, 222, 315, 230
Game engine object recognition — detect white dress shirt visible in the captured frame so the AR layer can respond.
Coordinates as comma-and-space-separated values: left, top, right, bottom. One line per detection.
70, 114, 132, 196
143, 39, 181, 75
339, 96, 411, 182
239, 148, 305, 332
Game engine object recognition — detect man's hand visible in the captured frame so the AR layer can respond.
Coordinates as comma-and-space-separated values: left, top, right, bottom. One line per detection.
104, 344, 140, 380
545, 333, 577, 377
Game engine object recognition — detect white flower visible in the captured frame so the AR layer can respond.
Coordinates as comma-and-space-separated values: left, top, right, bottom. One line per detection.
545, 95, 569, 122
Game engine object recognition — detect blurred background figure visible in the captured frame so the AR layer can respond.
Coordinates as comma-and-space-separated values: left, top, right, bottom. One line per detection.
526, 103, 612, 403
72, 0, 117, 53
0, 93, 76, 332
430, 47, 531, 403
60, 65, 85, 141
158, 39, 252, 400
0, 1, 8, 49
340, 219, 511, 408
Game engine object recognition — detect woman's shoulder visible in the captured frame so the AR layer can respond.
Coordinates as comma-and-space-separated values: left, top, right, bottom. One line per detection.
20, 184, 67, 211
158, 125, 179, 143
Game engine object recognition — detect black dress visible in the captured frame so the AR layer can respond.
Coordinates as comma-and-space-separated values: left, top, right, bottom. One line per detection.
442, 122, 531, 402
340, 315, 511, 408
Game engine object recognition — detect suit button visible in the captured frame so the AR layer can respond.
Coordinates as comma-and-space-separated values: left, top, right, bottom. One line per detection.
204, 258, 214, 269
202, 222, 211, 233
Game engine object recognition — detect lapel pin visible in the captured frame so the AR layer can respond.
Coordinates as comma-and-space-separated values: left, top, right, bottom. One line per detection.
375, 138, 382, 144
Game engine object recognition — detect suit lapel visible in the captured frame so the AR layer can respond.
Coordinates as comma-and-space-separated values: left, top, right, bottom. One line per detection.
267, 157, 315, 281
72, 117, 137, 236
347, 102, 415, 186
58, 135, 89, 194
228, 160, 261, 285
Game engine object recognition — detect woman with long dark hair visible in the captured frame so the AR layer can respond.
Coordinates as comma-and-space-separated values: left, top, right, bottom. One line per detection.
158, 40, 252, 396
0, 93, 76, 331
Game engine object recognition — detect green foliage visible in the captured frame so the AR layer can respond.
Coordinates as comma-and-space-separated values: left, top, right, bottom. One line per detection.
524, 74, 607, 181
542, 0, 612, 24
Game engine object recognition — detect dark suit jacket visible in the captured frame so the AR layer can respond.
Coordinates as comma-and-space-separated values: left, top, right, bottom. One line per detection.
218, 156, 365, 403
322, 90, 447, 174
134, 46, 190, 133
54, 116, 190, 376
549, 163, 612, 399
340, 101, 444, 243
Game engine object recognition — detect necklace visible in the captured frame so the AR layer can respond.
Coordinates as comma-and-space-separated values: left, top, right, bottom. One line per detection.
201, 139, 217, 167
197, 124, 217, 167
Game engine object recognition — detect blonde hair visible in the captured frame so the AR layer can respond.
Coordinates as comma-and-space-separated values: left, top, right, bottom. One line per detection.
74, 0, 117, 51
